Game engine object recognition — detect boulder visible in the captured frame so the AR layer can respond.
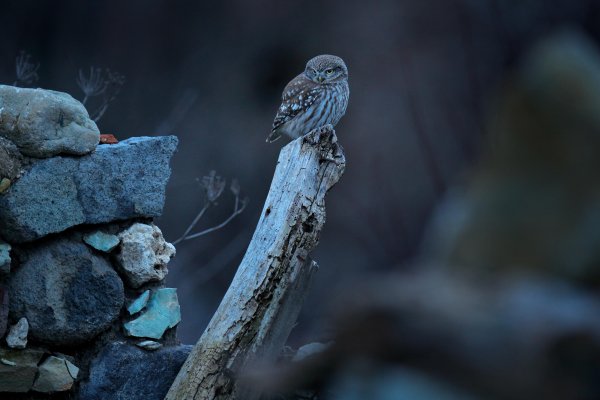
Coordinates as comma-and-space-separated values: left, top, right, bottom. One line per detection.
78, 342, 192, 400
9, 237, 124, 345
0, 135, 178, 243
0, 85, 99, 158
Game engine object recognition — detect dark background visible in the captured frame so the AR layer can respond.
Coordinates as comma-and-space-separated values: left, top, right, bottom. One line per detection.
3, 0, 600, 344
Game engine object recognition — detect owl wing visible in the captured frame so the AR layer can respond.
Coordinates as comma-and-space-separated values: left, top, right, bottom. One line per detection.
268, 73, 320, 142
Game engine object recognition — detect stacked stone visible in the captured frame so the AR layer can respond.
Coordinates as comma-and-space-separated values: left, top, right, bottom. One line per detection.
0, 85, 190, 399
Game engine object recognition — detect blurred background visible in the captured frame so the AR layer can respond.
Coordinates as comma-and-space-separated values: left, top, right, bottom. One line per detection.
3, 3, 600, 396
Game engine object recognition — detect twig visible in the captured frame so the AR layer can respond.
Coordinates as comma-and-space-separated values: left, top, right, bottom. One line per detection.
172, 203, 211, 245
172, 173, 247, 245
180, 195, 248, 242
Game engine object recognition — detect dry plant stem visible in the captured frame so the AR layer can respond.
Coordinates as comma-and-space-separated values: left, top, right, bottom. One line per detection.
183, 196, 247, 241
173, 194, 247, 245
172, 203, 211, 245
165, 126, 346, 400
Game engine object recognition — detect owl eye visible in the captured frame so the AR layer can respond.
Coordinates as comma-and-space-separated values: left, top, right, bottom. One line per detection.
325, 69, 334, 75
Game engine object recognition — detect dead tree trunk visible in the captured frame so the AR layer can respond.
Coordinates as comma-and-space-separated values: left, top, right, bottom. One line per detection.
165, 126, 346, 400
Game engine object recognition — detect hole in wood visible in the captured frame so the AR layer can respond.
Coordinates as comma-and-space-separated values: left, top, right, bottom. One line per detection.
302, 222, 313, 233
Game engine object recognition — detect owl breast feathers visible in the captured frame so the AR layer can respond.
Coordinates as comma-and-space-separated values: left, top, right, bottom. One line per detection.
267, 54, 349, 143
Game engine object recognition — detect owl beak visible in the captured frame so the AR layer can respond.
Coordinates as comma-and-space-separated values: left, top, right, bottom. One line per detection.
317, 75, 325, 83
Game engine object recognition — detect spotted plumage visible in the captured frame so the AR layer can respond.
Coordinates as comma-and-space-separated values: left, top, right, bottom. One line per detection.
267, 54, 349, 143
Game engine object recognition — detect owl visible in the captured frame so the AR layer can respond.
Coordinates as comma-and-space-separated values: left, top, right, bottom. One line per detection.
267, 54, 349, 143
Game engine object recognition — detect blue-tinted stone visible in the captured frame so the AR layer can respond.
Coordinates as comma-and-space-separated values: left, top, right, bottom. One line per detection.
123, 288, 180, 339
83, 231, 120, 252
127, 290, 150, 315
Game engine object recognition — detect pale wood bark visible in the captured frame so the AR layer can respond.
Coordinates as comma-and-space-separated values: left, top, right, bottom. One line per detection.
165, 126, 345, 400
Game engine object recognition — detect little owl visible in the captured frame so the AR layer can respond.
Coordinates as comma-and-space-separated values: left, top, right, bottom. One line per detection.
267, 54, 349, 142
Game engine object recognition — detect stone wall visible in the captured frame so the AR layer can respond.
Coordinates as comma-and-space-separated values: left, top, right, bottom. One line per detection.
0, 85, 189, 399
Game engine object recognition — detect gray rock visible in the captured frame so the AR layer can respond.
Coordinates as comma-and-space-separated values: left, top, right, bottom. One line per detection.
117, 223, 176, 288
78, 342, 192, 400
9, 237, 124, 345
6, 316, 28, 349
0, 347, 44, 392
84, 230, 120, 252
0, 136, 22, 180
124, 288, 181, 339
32, 355, 79, 392
0, 85, 99, 157
136, 340, 162, 351
0, 241, 10, 278
0, 135, 178, 243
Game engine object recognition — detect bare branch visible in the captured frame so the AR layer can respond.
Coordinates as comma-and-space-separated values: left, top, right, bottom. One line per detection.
172, 202, 211, 245
181, 195, 248, 241
172, 172, 248, 245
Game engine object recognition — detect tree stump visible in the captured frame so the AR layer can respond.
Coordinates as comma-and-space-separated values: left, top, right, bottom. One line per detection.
165, 125, 346, 400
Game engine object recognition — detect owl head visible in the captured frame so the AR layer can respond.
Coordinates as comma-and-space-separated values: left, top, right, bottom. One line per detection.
304, 54, 348, 84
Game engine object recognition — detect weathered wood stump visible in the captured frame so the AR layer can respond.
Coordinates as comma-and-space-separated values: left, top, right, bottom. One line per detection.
166, 125, 346, 400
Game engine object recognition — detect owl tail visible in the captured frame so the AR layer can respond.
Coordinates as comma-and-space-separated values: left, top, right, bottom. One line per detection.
266, 129, 282, 143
